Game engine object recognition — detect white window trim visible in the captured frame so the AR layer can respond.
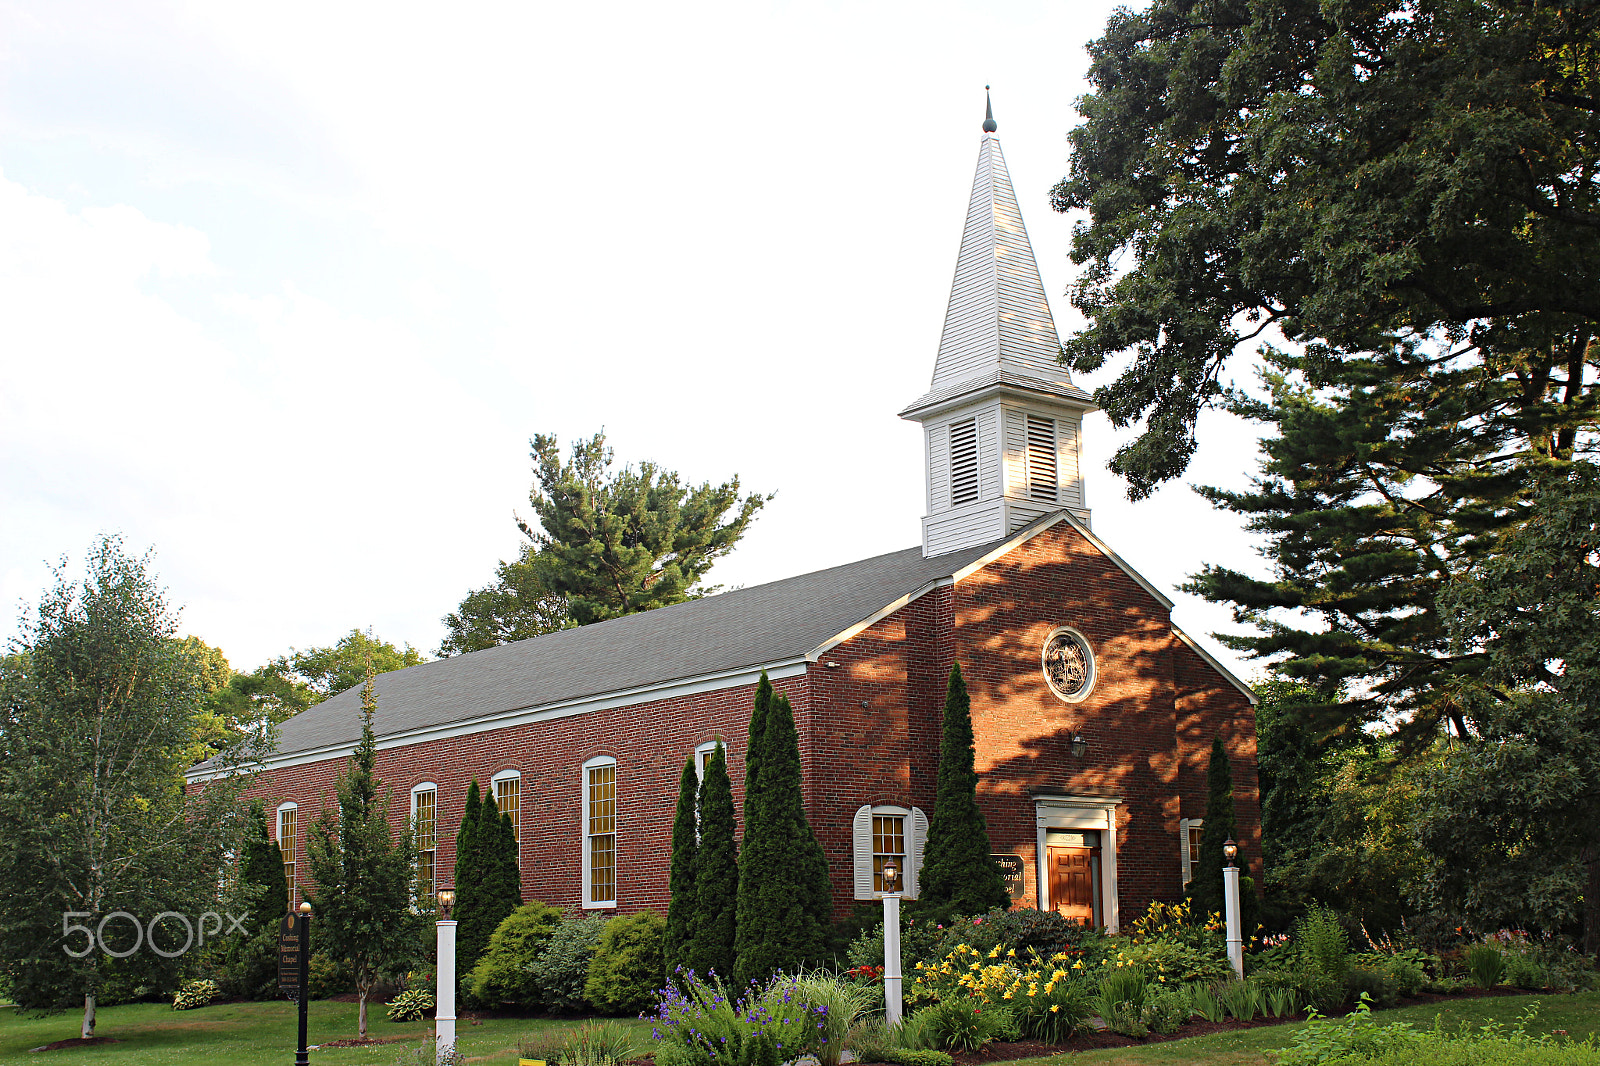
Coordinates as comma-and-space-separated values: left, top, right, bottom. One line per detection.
1042, 625, 1098, 704
852, 804, 928, 900
1180, 818, 1203, 886
694, 740, 731, 779
1035, 796, 1121, 933
277, 802, 299, 906
491, 769, 522, 849
581, 756, 618, 909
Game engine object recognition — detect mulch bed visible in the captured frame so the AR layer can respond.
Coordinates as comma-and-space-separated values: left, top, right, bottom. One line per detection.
29, 1037, 123, 1052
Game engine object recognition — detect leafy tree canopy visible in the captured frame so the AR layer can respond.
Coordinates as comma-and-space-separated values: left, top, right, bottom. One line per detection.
1056, 0, 1600, 495
0, 537, 249, 1039
517, 431, 770, 628
440, 553, 571, 656
1418, 464, 1600, 944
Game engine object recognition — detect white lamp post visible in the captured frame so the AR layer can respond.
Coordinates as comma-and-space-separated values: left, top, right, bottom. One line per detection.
1222, 840, 1243, 978
436, 888, 458, 1059
881, 859, 903, 1027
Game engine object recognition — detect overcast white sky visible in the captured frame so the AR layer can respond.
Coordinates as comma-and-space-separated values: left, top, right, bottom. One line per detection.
0, 0, 1270, 680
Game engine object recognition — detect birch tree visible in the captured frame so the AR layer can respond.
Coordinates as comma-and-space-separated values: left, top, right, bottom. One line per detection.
0, 538, 250, 1039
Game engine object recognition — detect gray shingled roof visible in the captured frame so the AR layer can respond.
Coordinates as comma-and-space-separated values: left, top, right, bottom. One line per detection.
214, 538, 1005, 768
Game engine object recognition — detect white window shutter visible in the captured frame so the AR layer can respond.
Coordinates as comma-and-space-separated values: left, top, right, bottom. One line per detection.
853, 805, 875, 900
907, 806, 929, 899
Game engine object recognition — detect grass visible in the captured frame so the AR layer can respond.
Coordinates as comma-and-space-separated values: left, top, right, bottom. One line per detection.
2, 991, 1598, 1066
0, 999, 654, 1065
1000, 992, 1600, 1066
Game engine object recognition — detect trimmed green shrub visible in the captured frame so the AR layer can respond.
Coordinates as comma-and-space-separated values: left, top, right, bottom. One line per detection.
536, 914, 609, 1013
1143, 986, 1190, 1035
688, 742, 737, 980
918, 998, 1014, 1052
586, 909, 666, 1016
467, 900, 563, 1007
1345, 966, 1400, 1009
1503, 950, 1549, 990
386, 987, 434, 1021
172, 979, 220, 1010
1466, 944, 1507, 988
305, 952, 351, 1000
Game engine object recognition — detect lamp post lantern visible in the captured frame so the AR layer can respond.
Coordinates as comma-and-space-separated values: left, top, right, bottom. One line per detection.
880, 858, 903, 1028
436, 888, 458, 1059
1221, 839, 1243, 978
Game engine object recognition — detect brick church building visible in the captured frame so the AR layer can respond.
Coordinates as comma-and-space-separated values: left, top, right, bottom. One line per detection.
200, 104, 1260, 932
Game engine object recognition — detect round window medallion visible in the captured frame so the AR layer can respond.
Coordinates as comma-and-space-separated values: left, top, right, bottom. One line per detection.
1042, 627, 1096, 703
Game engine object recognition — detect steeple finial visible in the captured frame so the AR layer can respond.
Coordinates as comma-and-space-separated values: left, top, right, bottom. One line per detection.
982, 86, 997, 133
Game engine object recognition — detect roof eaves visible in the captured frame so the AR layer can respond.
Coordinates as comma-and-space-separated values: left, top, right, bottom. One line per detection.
1171, 625, 1259, 705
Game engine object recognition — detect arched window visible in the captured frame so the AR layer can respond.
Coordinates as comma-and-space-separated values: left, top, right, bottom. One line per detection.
694, 739, 731, 779
412, 782, 437, 896
491, 769, 521, 852
276, 802, 299, 906
582, 756, 617, 908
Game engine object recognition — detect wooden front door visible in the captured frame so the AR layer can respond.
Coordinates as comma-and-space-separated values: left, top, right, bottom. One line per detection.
1049, 846, 1097, 925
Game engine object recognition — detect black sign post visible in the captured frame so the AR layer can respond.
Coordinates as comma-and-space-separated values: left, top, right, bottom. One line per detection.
992, 854, 1027, 901
278, 909, 312, 1066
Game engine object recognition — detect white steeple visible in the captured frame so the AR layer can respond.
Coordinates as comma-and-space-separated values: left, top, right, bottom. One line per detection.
902, 93, 1096, 557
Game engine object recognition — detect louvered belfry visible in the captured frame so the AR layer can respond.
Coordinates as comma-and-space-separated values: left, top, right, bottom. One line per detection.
902, 96, 1097, 557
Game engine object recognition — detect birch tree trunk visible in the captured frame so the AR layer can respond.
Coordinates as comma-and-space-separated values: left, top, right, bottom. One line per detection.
81, 993, 96, 1040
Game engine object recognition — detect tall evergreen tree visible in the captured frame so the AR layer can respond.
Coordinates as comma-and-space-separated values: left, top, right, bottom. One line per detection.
664, 754, 699, 979
919, 663, 1010, 918
687, 741, 736, 979
1187, 737, 1239, 922
735, 680, 828, 984
228, 801, 289, 999
477, 799, 524, 951
452, 780, 490, 981
306, 660, 420, 1037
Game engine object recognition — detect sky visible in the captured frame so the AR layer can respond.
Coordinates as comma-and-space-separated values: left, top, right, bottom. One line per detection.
0, 0, 1271, 679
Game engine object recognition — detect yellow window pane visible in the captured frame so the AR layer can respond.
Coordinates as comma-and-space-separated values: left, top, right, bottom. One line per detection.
588, 765, 615, 835
414, 789, 437, 851
283, 861, 297, 906
280, 809, 297, 848
589, 834, 616, 903
418, 850, 435, 896
496, 779, 520, 844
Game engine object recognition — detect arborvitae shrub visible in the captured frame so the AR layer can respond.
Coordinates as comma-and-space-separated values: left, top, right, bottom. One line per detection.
467, 901, 563, 1008
585, 909, 666, 1016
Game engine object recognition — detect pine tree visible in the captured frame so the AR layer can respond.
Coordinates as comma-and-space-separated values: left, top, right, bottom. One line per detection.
687, 741, 736, 979
735, 681, 828, 984
919, 663, 1010, 918
306, 659, 420, 1037
664, 754, 699, 979
452, 780, 491, 981
1187, 736, 1238, 922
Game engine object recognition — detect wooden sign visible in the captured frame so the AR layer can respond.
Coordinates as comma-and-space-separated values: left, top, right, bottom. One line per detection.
992, 854, 1027, 900
277, 913, 305, 996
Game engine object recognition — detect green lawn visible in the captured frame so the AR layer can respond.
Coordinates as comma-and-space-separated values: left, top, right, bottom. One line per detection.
0, 999, 652, 1065
1, 992, 1597, 1066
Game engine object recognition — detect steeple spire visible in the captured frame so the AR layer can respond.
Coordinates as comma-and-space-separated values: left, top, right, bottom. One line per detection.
900, 98, 1096, 556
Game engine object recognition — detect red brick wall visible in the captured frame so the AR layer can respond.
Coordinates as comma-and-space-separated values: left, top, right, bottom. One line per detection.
247, 521, 1259, 929
246, 674, 807, 915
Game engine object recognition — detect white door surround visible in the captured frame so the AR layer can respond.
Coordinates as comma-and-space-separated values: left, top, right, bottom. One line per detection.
1034, 795, 1121, 933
